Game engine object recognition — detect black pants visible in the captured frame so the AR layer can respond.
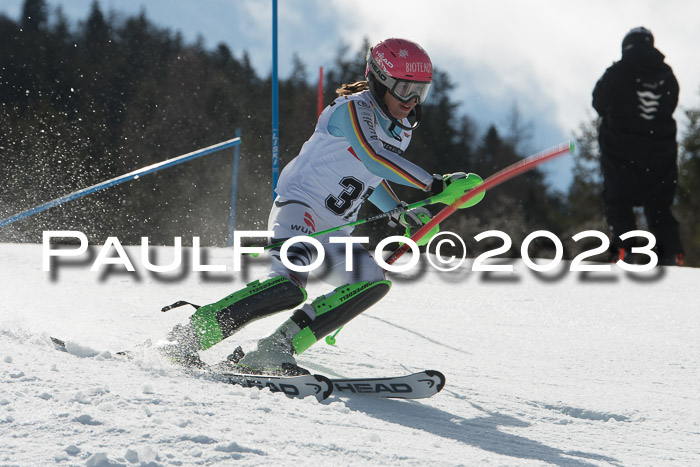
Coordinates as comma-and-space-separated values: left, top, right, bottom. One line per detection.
601, 155, 683, 259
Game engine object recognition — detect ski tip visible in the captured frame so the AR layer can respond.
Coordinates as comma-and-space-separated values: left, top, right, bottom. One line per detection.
424, 370, 446, 393
569, 140, 575, 153
50, 336, 70, 353
50, 336, 65, 347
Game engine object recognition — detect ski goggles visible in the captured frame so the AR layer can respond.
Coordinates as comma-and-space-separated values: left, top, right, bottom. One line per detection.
389, 79, 431, 104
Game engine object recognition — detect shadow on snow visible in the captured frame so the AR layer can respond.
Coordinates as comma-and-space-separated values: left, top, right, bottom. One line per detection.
340, 396, 622, 466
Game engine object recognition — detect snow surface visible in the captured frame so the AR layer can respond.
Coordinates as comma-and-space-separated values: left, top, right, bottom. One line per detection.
1, 242, 699, 466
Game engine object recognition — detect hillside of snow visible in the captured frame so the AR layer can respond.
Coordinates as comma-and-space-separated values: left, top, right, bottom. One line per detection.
1, 243, 698, 466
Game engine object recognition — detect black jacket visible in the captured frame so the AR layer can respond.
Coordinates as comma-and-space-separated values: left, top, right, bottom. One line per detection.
592, 45, 678, 169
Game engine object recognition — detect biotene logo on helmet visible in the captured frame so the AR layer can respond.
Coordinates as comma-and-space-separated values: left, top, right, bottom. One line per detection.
406, 62, 432, 74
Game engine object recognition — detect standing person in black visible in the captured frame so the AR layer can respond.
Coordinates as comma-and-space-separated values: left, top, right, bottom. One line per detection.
593, 27, 684, 266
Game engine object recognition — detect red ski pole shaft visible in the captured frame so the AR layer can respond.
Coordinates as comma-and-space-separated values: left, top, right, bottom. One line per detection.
385, 141, 574, 266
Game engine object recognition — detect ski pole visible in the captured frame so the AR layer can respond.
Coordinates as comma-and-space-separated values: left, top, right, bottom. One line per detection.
319, 174, 485, 346
322, 173, 487, 345
250, 195, 434, 255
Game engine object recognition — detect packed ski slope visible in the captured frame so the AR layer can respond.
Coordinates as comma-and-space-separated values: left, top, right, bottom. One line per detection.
1, 243, 698, 466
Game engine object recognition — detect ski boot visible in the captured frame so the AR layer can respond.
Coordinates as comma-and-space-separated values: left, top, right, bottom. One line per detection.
235, 319, 310, 376
235, 280, 391, 375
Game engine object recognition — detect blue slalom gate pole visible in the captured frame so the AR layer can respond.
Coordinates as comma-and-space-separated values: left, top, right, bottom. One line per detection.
0, 137, 242, 229
271, 0, 279, 201
228, 129, 241, 247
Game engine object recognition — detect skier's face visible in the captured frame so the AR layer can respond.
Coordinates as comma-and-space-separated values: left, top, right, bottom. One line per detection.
383, 92, 418, 120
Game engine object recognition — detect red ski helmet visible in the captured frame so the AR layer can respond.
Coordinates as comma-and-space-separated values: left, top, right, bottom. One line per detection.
365, 38, 433, 105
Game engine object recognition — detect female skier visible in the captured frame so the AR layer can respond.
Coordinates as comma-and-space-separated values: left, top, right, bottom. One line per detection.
160, 38, 466, 375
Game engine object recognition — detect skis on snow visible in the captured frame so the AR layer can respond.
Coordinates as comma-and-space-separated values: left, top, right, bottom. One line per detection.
211, 371, 334, 400
209, 370, 445, 401
50, 337, 444, 401
329, 370, 445, 399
